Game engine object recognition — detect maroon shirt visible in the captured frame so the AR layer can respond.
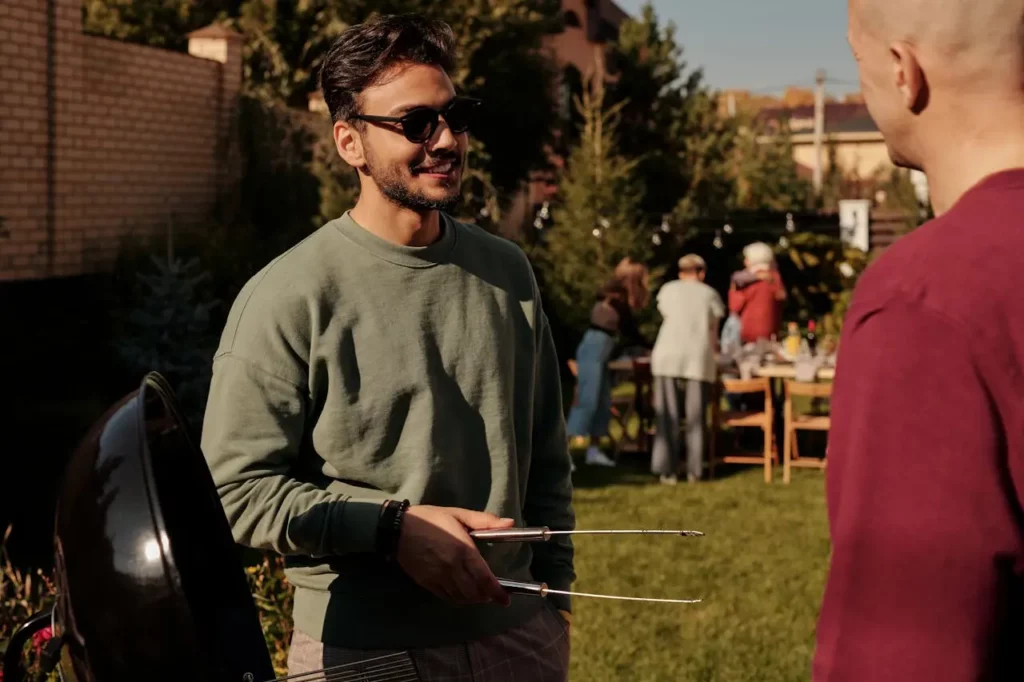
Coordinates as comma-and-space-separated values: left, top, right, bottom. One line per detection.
728, 270, 785, 343
813, 170, 1024, 681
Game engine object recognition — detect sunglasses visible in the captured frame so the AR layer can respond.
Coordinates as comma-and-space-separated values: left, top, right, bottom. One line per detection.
353, 96, 481, 143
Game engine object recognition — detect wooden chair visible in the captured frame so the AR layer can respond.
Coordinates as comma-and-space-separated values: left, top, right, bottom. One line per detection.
782, 380, 832, 484
710, 377, 776, 483
627, 358, 655, 454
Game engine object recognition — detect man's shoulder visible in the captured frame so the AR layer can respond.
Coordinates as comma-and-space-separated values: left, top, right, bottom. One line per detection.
218, 225, 340, 353
452, 216, 529, 263
449, 216, 536, 288
853, 181, 1024, 327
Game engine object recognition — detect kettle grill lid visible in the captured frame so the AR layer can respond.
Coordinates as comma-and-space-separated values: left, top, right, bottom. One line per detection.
54, 372, 274, 682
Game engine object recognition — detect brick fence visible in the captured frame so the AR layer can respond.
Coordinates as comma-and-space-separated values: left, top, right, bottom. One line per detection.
0, 0, 242, 281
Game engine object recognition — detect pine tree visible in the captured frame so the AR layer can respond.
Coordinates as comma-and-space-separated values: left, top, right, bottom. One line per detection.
531, 79, 649, 333
731, 118, 812, 212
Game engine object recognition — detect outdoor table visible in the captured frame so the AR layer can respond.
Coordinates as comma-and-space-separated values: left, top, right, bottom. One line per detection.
606, 356, 651, 454
747, 362, 835, 459
753, 364, 836, 381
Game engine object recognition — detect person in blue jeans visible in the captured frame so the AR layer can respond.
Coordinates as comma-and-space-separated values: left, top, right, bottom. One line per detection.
567, 261, 649, 467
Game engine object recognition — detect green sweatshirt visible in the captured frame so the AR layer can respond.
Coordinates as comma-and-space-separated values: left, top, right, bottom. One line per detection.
201, 212, 575, 649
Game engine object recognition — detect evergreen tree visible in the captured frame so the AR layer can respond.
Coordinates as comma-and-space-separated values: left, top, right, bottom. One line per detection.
605, 4, 737, 222
731, 119, 812, 212
531, 80, 649, 333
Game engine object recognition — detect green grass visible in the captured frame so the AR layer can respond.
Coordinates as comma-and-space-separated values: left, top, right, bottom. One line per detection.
566, 463, 830, 682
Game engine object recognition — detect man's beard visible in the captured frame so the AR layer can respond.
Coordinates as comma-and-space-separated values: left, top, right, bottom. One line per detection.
364, 149, 463, 213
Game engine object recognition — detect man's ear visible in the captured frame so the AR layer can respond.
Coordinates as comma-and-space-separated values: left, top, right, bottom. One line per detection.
890, 41, 929, 114
334, 120, 367, 169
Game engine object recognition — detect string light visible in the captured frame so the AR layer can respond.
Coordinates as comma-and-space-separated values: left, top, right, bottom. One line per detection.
592, 228, 602, 238
779, 235, 790, 248
723, 223, 733, 235
539, 202, 550, 220
660, 219, 671, 233
534, 217, 544, 229
785, 212, 796, 232
599, 217, 611, 229
652, 234, 662, 246
713, 230, 723, 249
479, 206, 490, 218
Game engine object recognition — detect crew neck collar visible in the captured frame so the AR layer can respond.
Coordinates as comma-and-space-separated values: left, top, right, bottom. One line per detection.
333, 211, 458, 269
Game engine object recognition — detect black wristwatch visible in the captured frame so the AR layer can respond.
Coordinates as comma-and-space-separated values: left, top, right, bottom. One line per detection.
376, 498, 410, 558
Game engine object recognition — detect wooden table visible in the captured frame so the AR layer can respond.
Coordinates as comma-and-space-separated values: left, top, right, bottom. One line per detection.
605, 357, 652, 454
753, 364, 835, 381
608, 357, 647, 373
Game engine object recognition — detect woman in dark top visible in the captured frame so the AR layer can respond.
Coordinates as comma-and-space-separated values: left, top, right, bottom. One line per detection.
566, 261, 649, 468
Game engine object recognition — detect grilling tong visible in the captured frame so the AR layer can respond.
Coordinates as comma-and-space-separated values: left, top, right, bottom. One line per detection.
470, 527, 704, 604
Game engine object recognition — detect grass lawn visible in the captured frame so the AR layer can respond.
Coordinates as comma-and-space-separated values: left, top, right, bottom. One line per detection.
566, 462, 830, 681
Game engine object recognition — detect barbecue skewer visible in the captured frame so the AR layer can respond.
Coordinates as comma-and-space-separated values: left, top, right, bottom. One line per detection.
498, 579, 702, 604
470, 527, 704, 543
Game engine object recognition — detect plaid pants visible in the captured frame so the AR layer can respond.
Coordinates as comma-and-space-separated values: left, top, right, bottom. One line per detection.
287, 606, 570, 682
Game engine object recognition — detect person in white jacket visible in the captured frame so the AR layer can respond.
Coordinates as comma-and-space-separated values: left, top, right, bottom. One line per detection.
650, 254, 725, 484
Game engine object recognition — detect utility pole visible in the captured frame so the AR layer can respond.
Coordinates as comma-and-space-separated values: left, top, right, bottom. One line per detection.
813, 68, 826, 194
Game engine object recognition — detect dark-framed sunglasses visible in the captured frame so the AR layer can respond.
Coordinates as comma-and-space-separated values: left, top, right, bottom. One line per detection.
352, 96, 481, 143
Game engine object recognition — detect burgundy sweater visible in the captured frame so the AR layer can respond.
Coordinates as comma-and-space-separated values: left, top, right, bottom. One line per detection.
813, 170, 1024, 681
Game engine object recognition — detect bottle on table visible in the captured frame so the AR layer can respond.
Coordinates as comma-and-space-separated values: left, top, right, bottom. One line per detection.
805, 319, 817, 354
784, 321, 801, 357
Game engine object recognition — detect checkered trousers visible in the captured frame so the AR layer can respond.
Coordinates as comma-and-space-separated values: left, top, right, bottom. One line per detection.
287, 605, 570, 682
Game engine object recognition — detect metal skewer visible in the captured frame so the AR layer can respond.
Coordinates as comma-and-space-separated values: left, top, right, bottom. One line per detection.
470, 527, 704, 543
498, 579, 701, 604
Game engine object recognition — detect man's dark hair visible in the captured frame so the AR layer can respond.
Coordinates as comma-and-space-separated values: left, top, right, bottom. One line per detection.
319, 14, 457, 123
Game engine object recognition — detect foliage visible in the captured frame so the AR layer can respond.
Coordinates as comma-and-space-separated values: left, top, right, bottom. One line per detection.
245, 554, 295, 677
235, 0, 347, 109
606, 5, 738, 224
530, 81, 649, 334
773, 231, 870, 328
81, 0, 239, 50
113, 252, 221, 427
874, 166, 931, 231
819, 137, 849, 211
1, 526, 58, 681
731, 120, 812, 213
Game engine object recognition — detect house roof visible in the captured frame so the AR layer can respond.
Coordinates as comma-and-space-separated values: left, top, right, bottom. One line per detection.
757, 102, 879, 135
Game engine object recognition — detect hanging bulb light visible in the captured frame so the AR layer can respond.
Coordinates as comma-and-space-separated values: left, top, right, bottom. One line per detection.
785, 212, 796, 232
652, 233, 662, 246
713, 230, 723, 249
534, 217, 544, 229
660, 219, 671, 233
779, 235, 790, 248
539, 201, 550, 220
599, 217, 611, 229
479, 206, 490, 218
723, 223, 734, 235
592, 228, 602, 238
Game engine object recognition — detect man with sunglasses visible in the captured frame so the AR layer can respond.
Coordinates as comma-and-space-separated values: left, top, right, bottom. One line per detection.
201, 13, 573, 682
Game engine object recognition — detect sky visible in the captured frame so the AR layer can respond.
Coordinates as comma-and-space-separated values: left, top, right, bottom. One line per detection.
614, 0, 861, 97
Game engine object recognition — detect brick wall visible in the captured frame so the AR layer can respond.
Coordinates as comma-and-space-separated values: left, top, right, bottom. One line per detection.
0, 0, 242, 281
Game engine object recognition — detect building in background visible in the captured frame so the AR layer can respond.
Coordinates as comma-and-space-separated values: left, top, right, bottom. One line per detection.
0, 0, 242, 282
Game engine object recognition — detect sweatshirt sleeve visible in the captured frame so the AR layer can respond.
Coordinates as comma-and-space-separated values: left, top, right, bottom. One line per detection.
523, 309, 577, 612
813, 297, 1021, 681
201, 352, 384, 557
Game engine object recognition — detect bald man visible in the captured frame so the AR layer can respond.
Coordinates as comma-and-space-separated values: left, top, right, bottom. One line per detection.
813, 2, 1024, 680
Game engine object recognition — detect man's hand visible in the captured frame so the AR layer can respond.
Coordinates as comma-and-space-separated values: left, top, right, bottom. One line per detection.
396, 505, 514, 607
